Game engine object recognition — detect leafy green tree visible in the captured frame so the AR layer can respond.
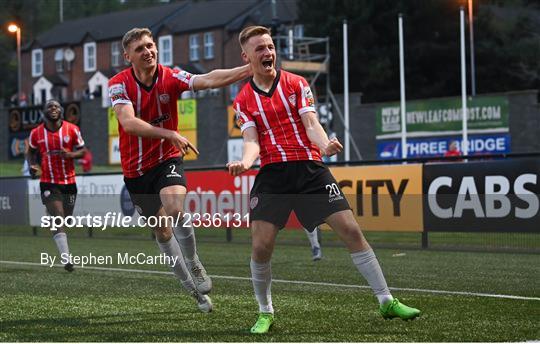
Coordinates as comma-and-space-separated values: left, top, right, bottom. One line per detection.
298, 0, 540, 102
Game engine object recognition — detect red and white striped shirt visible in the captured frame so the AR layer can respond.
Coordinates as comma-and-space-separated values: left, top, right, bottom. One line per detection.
108, 64, 195, 178
28, 121, 85, 184
233, 70, 321, 167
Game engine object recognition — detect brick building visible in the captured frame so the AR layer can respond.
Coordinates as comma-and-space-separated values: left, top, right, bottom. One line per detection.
20, 0, 301, 107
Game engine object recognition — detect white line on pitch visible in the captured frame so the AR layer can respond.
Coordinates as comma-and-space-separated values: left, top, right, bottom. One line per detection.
1, 260, 538, 301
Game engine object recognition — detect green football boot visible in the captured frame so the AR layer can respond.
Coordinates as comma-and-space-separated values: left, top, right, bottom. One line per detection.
250, 313, 274, 334
380, 298, 421, 320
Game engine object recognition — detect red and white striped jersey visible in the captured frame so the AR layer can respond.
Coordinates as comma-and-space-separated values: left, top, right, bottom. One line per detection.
233, 70, 321, 167
29, 121, 85, 184
108, 64, 195, 178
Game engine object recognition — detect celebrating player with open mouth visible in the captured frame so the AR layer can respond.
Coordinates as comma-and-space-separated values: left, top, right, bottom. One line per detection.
109, 28, 251, 313
228, 26, 421, 334
27, 99, 87, 273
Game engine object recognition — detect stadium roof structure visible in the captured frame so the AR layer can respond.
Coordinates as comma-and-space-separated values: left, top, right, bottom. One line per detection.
24, 0, 298, 50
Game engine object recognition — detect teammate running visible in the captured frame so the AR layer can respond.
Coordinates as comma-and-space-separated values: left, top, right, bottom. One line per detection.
228, 26, 421, 333
27, 99, 87, 272
109, 27, 251, 312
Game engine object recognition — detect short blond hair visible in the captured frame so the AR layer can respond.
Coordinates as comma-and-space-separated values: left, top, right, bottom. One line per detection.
238, 26, 272, 47
122, 27, 153, 51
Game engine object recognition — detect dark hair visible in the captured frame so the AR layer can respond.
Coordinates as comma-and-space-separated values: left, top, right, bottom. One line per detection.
43, 99, 63, 115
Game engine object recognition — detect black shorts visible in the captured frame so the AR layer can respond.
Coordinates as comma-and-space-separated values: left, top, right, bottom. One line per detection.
40, 182, 77, 207
250, 161, 350, 230
124, 157, 186, 217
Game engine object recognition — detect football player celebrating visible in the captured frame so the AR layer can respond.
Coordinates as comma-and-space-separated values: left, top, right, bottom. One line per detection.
109, 27, 251, 312
27, 99, 87, 272
228, 26, 421, 334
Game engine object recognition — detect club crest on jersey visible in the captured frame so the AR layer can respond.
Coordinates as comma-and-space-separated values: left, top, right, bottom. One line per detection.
63, 135, 70, 143
159, 94, 170, 104
288, 94, 296, 106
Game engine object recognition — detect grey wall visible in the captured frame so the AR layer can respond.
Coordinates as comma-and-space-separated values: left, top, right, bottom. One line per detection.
187, 95, 229, 168
79, 100, 109, 165
507, 90, 540, 153
2, 89, 539, 168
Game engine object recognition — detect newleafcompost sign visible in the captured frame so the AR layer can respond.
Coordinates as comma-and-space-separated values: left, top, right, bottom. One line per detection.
376, 96, 509, 139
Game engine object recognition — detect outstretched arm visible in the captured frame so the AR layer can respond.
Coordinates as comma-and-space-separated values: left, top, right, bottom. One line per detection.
192, 64, 251, 91
301, 112, 343, 157
114, 103, 198, 155
227, 127, 260, 176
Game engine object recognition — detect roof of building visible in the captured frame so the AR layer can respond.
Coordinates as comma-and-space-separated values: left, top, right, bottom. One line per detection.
25, 0, 298, 50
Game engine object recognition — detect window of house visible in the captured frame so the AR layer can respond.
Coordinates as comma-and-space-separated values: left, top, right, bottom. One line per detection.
158, 35, 173, 66
32, 49, 43, 77
84, 42, 97, 72
203, 32, 214, 59
54, 49, 64, 73
111, 41, 121, 67
189, 34, 199, 61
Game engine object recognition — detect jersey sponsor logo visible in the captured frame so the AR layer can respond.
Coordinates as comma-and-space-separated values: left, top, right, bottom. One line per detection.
288, 94, 296, 106
148, 114, 170, 125
159, 94, 170, 104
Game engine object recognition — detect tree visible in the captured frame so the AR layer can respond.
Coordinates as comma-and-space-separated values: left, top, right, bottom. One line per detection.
298, 0, 540, 102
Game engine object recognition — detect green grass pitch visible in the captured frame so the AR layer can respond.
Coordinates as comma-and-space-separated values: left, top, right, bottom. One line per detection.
0, 228, 539, 342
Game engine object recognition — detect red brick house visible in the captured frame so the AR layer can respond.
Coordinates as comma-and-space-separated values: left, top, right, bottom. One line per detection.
21, 0, 301, 107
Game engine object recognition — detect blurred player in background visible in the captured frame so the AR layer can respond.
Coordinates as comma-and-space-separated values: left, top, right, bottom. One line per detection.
26, 99, 87, 272
228, 26, 421, 334
109, 28, 251, 312
444, 140, 461, 157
